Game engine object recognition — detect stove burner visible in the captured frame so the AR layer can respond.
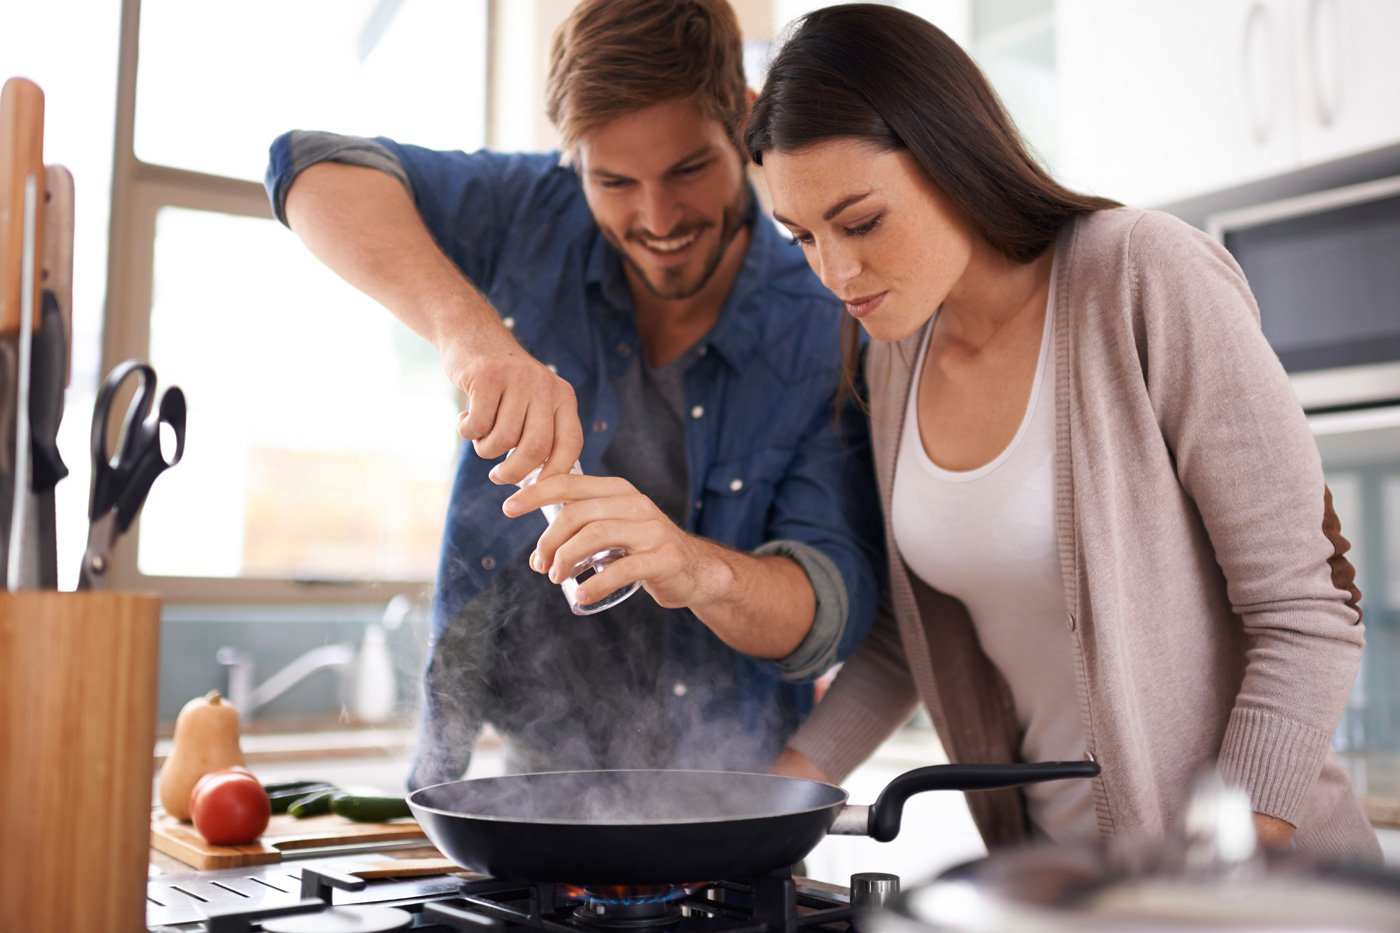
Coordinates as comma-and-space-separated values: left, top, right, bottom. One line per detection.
259, 905, 413, 933
569, 898, 680, 928
559, 883, 702, 929
564, 883, 701, 906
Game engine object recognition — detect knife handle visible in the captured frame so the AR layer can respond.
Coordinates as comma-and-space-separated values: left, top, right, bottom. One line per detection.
43, 165, 73, 385
1, 77, 46, 337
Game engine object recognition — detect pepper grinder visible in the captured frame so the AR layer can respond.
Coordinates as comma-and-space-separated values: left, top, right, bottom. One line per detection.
516, 459, 641, 615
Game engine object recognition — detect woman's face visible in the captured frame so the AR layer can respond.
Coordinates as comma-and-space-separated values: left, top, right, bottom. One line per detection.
764, 138, 974, 342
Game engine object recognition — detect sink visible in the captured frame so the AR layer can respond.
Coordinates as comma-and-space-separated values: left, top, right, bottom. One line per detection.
151, 726, 507, 797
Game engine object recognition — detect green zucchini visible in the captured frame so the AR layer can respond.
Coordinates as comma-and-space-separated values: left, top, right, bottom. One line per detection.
262, 779, 329, 795
287, 789, 336, 819
329, 792, 412, 822
265, 782, 337, 814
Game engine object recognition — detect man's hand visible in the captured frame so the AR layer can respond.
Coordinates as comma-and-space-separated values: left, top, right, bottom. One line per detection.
441, 326, 584, 485
282, 162, 584, 484
504, 473, 722, 609
503, 473, 815, 658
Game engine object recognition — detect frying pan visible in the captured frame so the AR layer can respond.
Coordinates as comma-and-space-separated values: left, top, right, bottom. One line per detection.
408, 761, 1099, 883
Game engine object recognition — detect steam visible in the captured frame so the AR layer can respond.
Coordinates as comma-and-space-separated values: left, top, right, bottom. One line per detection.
409, 543, 796, 812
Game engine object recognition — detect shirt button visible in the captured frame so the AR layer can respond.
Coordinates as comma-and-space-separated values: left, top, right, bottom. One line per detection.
1066, 612, 1076, 631
617, 342, 632, 357
699, 345, 708, 356
694, 499, 703, 512
672, 682, 688, 697
728, 478, 744, 493
593, 420, 608, 433
502, 316, 516, 330
481, 555, 496, 570
690, 405, 705, 419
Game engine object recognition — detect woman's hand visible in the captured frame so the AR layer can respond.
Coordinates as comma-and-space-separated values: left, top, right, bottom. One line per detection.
770, 747, 832, 783
1253, 811, 1296, 848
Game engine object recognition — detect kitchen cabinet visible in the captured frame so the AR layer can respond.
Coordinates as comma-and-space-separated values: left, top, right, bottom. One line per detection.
1055, 0, 1299, 206
1293, 0, 1400, 166
1050, 0, 1400, 207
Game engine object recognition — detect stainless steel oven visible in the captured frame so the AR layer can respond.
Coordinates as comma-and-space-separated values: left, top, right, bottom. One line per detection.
1207, 174, 1400, 413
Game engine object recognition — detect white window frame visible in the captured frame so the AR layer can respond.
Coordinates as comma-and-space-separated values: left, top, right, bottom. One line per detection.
103, 0, 506, 603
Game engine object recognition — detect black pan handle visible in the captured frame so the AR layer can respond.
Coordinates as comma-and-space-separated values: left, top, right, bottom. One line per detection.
867, 760, 1100, 842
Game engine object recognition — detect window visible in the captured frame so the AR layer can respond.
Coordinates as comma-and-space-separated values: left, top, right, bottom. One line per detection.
141, 207, 456, 583
134, 0, 487, 182
107, 0, 488, 600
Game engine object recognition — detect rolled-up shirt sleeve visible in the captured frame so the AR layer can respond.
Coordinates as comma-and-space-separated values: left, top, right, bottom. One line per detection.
755, 539, 848, 681
265, 130, 413, 226
753, 373, 885, 684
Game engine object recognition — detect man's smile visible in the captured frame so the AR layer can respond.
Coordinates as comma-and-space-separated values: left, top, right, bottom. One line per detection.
634, 227, 705, 255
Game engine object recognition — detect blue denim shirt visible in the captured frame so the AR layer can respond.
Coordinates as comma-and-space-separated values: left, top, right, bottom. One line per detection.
266, 135, 884, 748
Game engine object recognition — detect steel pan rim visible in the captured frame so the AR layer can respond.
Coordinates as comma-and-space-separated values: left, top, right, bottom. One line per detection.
407, 768, 849, 827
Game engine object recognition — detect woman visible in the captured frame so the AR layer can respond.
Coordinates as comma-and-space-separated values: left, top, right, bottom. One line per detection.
746, 3, 1379, 859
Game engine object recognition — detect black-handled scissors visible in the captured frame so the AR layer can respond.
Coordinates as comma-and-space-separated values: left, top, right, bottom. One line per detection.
78, 360, 186, 589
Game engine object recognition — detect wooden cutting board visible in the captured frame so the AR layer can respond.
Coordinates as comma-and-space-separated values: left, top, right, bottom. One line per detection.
150, 809, 432, 870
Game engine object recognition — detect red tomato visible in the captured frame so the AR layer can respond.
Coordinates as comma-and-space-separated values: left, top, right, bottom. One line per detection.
190, 769, 270, 845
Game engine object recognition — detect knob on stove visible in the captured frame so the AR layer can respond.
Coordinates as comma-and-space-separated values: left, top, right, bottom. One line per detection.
850, 872, 900, 910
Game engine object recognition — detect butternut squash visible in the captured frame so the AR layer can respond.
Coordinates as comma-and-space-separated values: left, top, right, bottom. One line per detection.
158, 690, 247, 821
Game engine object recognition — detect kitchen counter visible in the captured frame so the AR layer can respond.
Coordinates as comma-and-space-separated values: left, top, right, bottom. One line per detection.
1342, 751, 1400, 830
147, 841, 450, 878
147, 732, 1400, 891
154, 726, 418, 767
145, 845, 481, 929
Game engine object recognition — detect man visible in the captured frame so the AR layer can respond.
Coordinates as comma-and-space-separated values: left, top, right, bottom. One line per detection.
265, 0, 881, 788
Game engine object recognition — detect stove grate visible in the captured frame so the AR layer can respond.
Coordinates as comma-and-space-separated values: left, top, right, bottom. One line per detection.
426, 873, 856, 933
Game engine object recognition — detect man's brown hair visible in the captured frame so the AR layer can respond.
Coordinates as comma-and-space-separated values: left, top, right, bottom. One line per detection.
545, 0, 748, 151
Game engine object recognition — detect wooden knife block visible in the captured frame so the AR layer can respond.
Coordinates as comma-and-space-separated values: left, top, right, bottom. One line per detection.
0, 591, 161, 933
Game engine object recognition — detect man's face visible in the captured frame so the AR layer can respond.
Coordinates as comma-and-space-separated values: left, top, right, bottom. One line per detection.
575, 97, 749, 302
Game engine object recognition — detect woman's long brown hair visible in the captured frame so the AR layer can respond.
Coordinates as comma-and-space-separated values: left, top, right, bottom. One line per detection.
746, 3, 1118, 409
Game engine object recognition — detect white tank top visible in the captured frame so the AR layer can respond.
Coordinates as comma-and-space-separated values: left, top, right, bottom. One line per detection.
891, 284, 1096, 844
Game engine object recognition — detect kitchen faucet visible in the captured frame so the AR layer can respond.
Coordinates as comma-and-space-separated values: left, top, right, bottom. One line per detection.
215, 642, 356, 722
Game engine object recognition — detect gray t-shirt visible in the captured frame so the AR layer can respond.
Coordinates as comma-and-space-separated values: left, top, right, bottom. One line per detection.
426, 345, 801, 776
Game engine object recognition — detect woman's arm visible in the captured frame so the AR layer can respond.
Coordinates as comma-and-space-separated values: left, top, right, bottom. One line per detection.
1128, 212, 1364, 829
782, 606, 921, 782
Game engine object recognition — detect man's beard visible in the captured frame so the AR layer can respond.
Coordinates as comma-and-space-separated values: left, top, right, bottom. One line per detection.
611, 188, 750, 301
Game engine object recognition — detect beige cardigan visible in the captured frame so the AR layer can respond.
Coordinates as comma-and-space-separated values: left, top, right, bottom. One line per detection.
790, 208, 1380, 860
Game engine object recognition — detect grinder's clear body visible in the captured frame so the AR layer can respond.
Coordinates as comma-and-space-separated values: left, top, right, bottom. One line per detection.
517, 460, 641, 615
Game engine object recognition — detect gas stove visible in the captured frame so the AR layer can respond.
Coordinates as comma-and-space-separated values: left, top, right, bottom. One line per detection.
147, 859, 889, 933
